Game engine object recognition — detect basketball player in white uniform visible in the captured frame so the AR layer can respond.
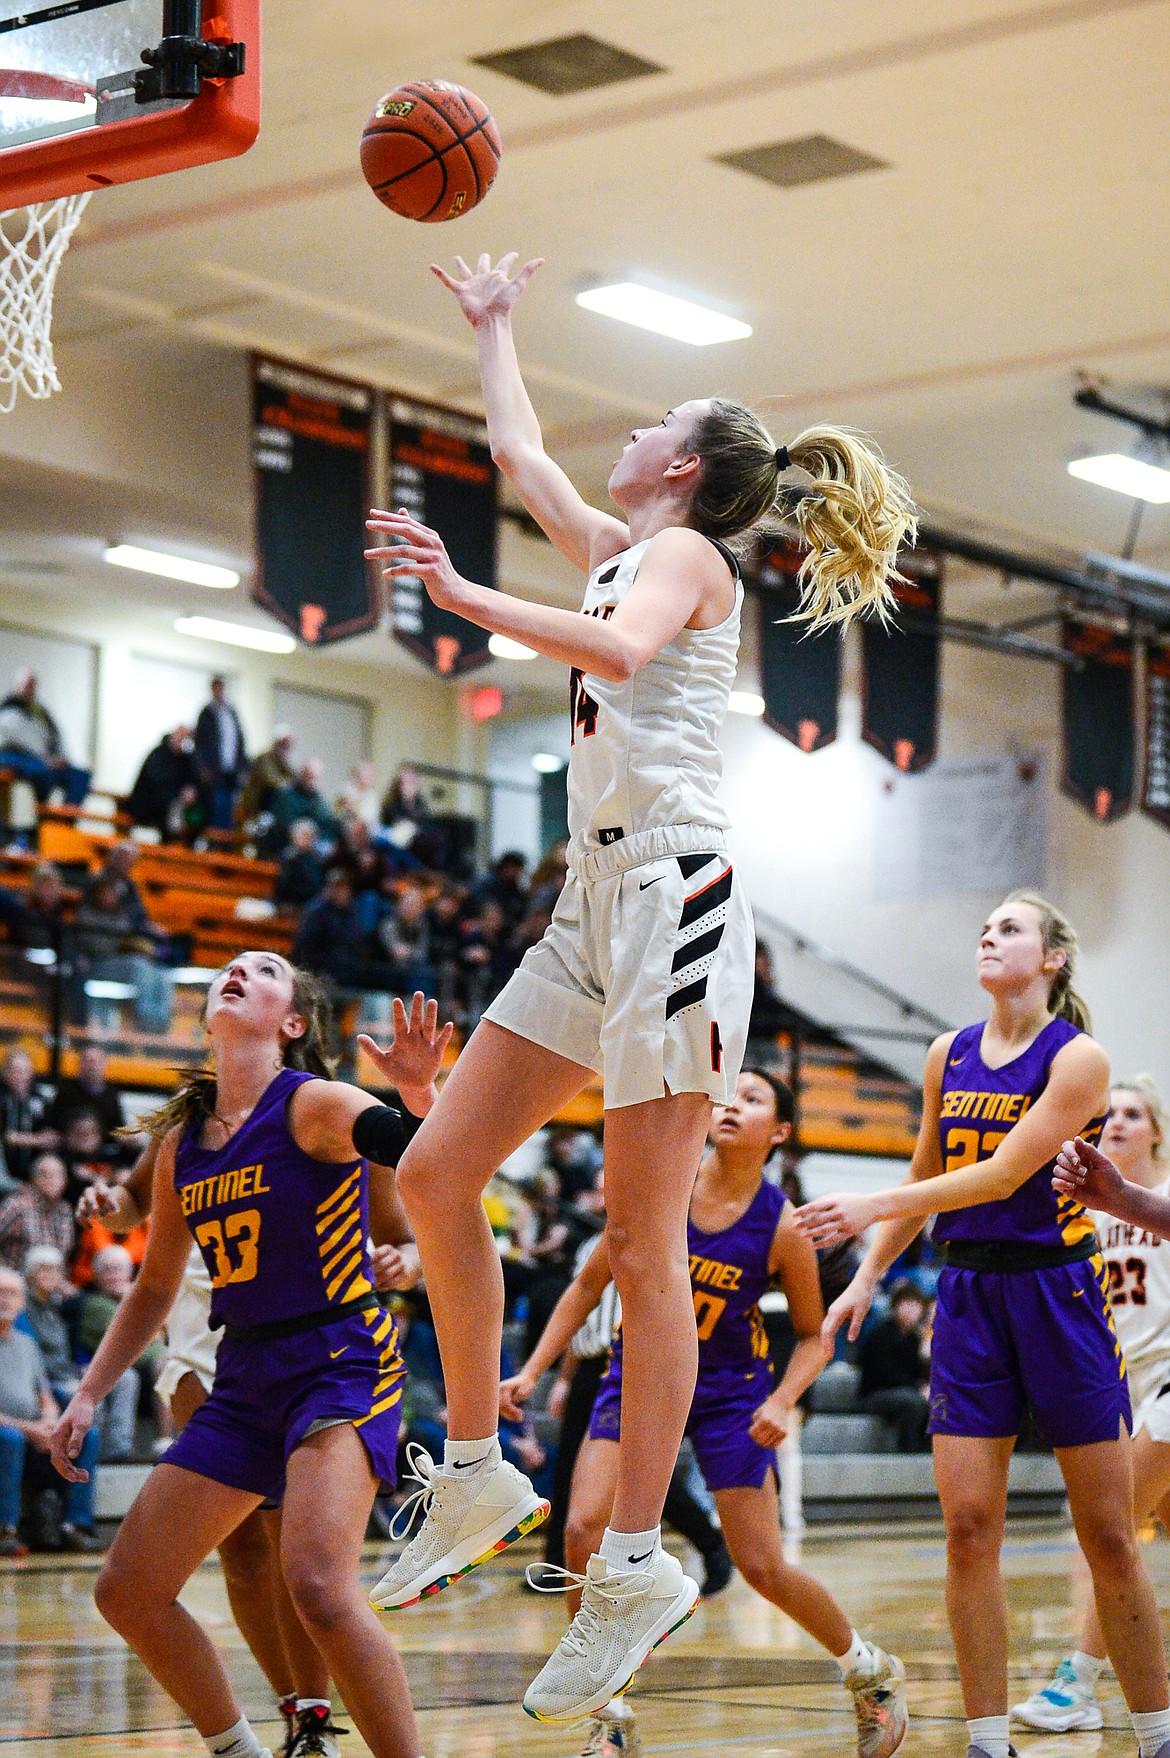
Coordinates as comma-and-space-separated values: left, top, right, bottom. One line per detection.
362, 251, 916, 1721
1014, 1076, 1170, 1733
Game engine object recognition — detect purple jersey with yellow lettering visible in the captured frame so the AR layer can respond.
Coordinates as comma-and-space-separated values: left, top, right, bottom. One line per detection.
934, 1016, 1106, 1249
173, 1067, 376, 1328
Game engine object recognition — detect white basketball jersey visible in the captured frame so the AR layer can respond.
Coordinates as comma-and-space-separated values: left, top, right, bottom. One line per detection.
566, 536, 742, 864
1093, 1179, 1170, 1404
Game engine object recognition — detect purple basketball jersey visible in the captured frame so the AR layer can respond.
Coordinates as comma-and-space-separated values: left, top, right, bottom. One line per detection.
934, 1017, 1106, 1250
173, 1068, 376, 1329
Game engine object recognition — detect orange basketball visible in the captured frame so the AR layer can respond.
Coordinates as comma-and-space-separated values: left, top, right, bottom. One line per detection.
361, 80, 501, 223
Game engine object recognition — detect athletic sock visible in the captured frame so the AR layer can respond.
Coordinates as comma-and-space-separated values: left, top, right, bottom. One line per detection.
294, 1700, 331, 1715
1132, 1706, 1170, 1757
599, 1525, 661, 1573
966, 1714, 1011, 1758
442, 1435, 501, 1476
1069, 1650, 1106, 1688
206, 1717, 264, 1758
834, 1629, 877, 1676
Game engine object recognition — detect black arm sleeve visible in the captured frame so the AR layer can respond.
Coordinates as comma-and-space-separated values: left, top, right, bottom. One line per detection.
351, 1103, 405, 1166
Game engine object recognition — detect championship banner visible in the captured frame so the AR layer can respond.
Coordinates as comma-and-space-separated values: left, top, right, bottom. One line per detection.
1061, 618, 1135, 822
753, 539, 841, 751
860, 550, 942, 772
251, 358, 379, 644
387, 397, 498, 675
1141, 635, 1170, 832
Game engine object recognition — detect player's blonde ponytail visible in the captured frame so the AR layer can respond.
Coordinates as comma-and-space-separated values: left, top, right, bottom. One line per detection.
1113, 1074, 1170, 1166
132, 960, 337, 1141
1003, 890, 1092, 1033
686, 401, 917, 630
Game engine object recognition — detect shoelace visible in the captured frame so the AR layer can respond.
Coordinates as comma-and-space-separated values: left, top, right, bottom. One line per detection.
291, 1716, 348, 1757
525, 1562, 656, 1659
388, 1443, 451, 1542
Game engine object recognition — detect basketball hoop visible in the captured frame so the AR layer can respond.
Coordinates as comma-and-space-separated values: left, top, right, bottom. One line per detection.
0, 190, 90, 412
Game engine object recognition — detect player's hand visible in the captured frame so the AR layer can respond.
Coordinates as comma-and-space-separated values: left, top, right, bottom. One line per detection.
1052, 1136, 1127, 1211
430, 251, 544, 326
365, 510, 474, 614
51, 1394, 96, 1483
822, 1275, 876, 1349
749, 1394, 792, 1449
499, 1370, 536, 1423
795, 1191, 879, 1249
371, 1242, 420, 1292
545, 1375, 569, 1423
76, 1178, 121, 1226
357, 993, 454, 1106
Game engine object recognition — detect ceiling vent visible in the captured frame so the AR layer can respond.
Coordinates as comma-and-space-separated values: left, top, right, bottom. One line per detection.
716, 132, 889, 189
472, 33, 664, 96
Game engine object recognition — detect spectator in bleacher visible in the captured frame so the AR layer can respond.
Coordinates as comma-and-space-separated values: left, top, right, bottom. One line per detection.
856, 1279, 931, 1453
336, 758, 380, 831
334, 817, 414, 922
0, 860, 68, 954
749, 940, 798, 1049
372, 878, 436, 996
21, 1245, 108, 1539
93, 841, 152, 936
274, 817, 327, 909
545, 1126, 604, 1206
0, 1264, 100, 1554
75, 1243, 168, 1459
48, 1046, 123, 1147
528, 841, 568, 918
236, 723, 296, 827
58, 1111, 117, 1208
0, 1048, 56, 1183
0, 668, 91, 808
474, 849, 530, 938
126, 726, 200, 842
379, 761, 431, 847
261, 758, 338, 858
193, 675, 248, 832
290, 866, 403, 997
69, 873, 174, 1035
0, 1152, 74, 1272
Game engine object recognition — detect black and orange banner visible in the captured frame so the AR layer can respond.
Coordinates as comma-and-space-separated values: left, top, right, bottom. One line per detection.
1061, 618, 1135, 822
860, 550, 943, 772
251, 357, 379, 644
1142, 635, 1170, 832
753, 539, 841, 751
388, 397, 497, 675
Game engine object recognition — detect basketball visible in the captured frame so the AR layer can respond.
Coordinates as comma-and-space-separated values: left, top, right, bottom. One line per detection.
360, 80, 501, 223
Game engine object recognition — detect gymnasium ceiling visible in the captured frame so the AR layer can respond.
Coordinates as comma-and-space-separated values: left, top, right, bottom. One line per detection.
1, 0, 1169, 685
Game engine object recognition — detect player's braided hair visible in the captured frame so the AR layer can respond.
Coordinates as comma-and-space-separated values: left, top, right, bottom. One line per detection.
132, 959, 337, 1142
1002, 890, 1092, 1033
685, 400, 918, 630
1112, 1074, 1170, 1166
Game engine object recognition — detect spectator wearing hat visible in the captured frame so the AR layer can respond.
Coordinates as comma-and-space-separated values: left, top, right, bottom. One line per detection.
0, 668, 90, 807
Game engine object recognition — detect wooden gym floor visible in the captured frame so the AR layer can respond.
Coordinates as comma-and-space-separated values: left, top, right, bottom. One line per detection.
2, 1520, 1164, 1756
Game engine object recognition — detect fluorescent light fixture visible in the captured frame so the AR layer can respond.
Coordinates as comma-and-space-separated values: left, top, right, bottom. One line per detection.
531, 752, 564, 773
728, 690, 765, 717
175, 615, 295, 654
488, 633, 538, 661
106, 543, 240, 589
1067, 454, 1170, 504
576, 282, 751, 346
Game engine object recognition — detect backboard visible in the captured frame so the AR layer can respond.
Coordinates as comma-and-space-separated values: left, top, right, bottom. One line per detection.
0, 0, 259, 210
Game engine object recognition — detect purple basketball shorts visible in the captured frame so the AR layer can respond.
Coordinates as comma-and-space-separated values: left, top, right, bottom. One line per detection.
164, 1303, 405, 1502
927, 1255, 1131, 1448
589, 1360, 776, 1491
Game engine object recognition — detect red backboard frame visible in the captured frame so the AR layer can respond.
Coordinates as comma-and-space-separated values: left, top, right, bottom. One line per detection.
0, 0, 260, 210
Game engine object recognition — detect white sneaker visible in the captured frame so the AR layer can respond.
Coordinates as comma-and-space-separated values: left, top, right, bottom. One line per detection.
1011, 1657, 1103, 1731
580, 1701, 643, 1757
843, 1646, 909, 1758
522, 1550, 700, 1723
369, 1443, 549, 1610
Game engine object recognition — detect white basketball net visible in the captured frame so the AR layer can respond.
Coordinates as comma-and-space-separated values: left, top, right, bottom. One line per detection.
0, 192, 91, 413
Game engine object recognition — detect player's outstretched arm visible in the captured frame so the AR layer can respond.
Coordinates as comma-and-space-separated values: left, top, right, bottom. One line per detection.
357, 991, 453, 1119
51, 1132, 190, 1482
1054, 1136, 1170, 1235
499, 1234, 613, 1420
75, 1136, 158, 1232
751, 1207, 827, 1447
431, 252, 629, 571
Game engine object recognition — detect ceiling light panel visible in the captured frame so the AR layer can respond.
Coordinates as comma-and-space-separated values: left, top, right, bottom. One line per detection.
576, 284, 751, 346
1067, 454, 1170, 504
716, 132, 889, 190
106, 544, 239, 589
175, 616, 295, 654
472, 33, 664, 96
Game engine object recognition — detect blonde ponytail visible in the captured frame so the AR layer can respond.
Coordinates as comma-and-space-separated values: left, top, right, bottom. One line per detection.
1002, 890, 1092, 1032
684, 403, 917, 631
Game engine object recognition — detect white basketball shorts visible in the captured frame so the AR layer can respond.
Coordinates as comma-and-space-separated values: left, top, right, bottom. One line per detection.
1126, 1353, 1170, 1446
483, 825, 754, 1109
156, 1247, 219, 1404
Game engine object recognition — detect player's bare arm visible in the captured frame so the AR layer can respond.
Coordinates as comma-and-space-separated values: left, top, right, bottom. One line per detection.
499, 1235, 613, 1420
1055, 1136, 1170, 1235
751, 1207, 828, 1447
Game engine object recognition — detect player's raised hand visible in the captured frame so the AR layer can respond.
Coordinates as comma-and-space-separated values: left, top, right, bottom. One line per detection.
50, 1392, 96, 1484
430, 251, 544, 327
358, 992, 454, 1101
795, 1190, 879, 1250
1052, 1136, 1127, 1211
499, 1369, 537, 1423
365, 509, 471, 614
